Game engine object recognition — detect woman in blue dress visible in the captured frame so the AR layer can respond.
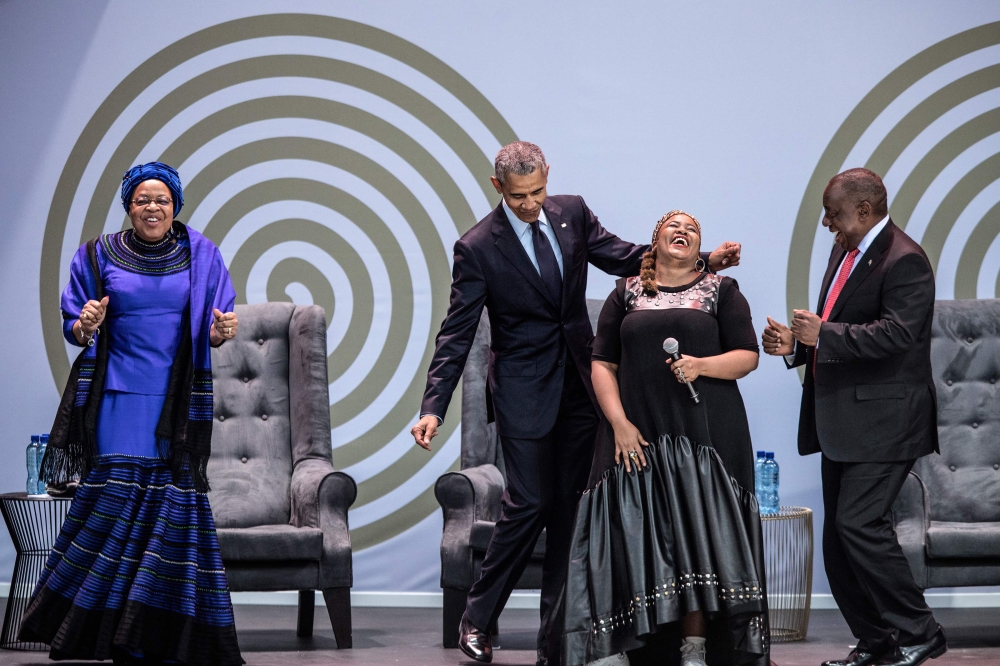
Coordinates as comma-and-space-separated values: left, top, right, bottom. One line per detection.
19, 162, 244, 665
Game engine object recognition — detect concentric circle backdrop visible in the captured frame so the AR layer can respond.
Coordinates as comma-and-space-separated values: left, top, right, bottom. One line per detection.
790, 21, 1000, 314
39, 14, 517, 550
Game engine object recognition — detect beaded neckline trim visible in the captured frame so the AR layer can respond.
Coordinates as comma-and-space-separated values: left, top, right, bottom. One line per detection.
623, 273, 722, 315
101, 228, 191, 276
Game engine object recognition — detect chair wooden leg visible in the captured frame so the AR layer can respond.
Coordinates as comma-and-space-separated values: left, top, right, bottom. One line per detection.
296, 590, 315, 637
322, 586, 352, 649
442, 587, 469, 648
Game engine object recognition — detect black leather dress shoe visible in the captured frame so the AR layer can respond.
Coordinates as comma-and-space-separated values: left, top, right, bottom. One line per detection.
875, 627, 947, 666
458, 614, 492, 663
821, 648, 880, 666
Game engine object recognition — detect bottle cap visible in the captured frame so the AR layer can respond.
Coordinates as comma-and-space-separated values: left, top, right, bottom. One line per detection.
765, 452, 774, 459
40, 434, 49, 444
31, 435, 39, 443
756, 451, 765, 458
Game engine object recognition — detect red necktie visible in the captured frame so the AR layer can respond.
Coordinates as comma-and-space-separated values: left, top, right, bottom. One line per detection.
813, 248, 860, 373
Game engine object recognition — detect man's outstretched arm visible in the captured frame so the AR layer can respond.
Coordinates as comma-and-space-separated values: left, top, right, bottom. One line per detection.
413, 239, 488, 450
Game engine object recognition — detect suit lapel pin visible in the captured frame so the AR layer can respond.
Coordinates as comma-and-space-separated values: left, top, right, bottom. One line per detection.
561, 223, 567, 228
868, 259, 872, 266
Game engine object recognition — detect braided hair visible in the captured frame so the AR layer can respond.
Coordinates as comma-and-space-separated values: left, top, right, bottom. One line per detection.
639, 210, 702, 296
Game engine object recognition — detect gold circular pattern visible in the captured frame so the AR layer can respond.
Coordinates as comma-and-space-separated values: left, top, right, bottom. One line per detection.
789, 21, 1000, 315
39, 15, 518, 550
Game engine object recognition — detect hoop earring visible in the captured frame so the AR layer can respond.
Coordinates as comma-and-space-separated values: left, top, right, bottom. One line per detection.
695, 258, 707, 273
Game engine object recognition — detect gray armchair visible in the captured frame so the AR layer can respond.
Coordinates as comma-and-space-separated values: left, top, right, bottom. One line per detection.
435, 299, 604, 647
893, 298, 1000, 589
209, 302, 356, 648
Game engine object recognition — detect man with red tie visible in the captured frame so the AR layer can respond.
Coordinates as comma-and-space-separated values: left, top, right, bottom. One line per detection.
763, 168, 945, 666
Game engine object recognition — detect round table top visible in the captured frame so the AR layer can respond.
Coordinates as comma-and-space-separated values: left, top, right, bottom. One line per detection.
0, 491, 70, 502
760, 506, 812, 521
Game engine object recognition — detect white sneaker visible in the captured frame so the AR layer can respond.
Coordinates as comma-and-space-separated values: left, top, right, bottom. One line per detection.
680, 636, 708, 666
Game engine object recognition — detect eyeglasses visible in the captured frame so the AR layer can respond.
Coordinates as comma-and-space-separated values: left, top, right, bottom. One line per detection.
131, 197, 173, 208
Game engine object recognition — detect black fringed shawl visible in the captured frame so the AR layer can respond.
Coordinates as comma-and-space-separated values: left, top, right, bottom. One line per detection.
42, 223, 235, 492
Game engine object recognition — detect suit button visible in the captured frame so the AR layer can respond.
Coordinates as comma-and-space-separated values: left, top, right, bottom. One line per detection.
218, 415, 225, 422
241, 456, 248, 464
949, 465, 957, 472
967, 337, 974, 343
994, 464, 999, 471
261, 414, 268, 421
258, 338, 265, 345
972, 422, 979, 428
243, 376, 250, 383
946, 380, 953, 386
558, 359, 565, 366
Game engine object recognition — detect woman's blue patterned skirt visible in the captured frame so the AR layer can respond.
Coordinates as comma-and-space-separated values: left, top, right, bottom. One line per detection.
18, 455, 244, 665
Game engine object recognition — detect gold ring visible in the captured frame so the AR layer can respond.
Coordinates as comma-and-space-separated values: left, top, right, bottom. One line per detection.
628, 451, 639, 459
227, 327, 233, 335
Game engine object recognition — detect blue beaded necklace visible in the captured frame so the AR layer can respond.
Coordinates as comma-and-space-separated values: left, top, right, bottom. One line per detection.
101, 226, 191, 276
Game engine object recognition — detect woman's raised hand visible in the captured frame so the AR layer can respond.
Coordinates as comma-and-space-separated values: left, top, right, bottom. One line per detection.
211, 308, 239, 345
613, 419, 648, 473
79, 296, 109, 335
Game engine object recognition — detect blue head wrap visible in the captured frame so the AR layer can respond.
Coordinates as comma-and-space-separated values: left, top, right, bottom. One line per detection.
121, 162, 184, 215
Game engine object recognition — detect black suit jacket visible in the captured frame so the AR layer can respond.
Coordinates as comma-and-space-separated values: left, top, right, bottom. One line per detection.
789, 220, 938, 462
420, 195, 647, 440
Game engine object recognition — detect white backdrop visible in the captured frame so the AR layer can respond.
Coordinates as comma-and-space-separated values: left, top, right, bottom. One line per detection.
1, 1, 999, 597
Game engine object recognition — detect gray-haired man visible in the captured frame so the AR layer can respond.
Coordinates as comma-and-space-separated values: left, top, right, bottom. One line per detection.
412, 142, 741, 664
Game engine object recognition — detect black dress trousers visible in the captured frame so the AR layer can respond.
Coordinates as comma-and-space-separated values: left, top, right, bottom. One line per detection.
821, 456, 937, 653
466, 358, 599, 659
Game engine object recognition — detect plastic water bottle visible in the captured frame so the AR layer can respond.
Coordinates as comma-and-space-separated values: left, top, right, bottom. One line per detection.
37, 434, 49, 494
26, 435, 39, 495
760, 452, 780, 515
754, 451, 766, 507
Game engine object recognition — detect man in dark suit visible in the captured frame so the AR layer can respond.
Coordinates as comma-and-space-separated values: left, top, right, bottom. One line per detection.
411, 142, 740, 665
763, 168, 946, 666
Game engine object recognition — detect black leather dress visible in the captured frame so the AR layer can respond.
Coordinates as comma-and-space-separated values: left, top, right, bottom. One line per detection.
562, 274, 769, 666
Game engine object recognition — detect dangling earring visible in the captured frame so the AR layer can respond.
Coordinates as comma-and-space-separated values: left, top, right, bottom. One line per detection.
695, 258, 707, 273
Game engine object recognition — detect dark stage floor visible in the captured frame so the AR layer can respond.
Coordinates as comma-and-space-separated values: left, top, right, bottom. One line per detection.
0, 603, 998, 665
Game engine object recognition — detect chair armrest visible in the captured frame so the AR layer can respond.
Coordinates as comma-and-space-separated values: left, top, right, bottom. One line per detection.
892, 470, 930, 589
291, 457, 338, 528
435, 464, 504, 590
318, 469, 357, 588
291, 457, 357, 589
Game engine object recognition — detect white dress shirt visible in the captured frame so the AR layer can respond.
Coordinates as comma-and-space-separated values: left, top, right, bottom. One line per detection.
502, 199, 564, 278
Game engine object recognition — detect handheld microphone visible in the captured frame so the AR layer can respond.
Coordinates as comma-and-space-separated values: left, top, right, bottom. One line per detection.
663, 337, 700, 403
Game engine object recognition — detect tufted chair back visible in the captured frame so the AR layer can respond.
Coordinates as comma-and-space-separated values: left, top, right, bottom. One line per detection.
209, 302, 332, 528
460, 312, 502, 473
917, 298, 1000, 523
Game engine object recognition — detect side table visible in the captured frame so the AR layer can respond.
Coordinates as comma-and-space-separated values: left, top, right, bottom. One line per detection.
0, 492, 71, 650
761, 506, 813, 642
